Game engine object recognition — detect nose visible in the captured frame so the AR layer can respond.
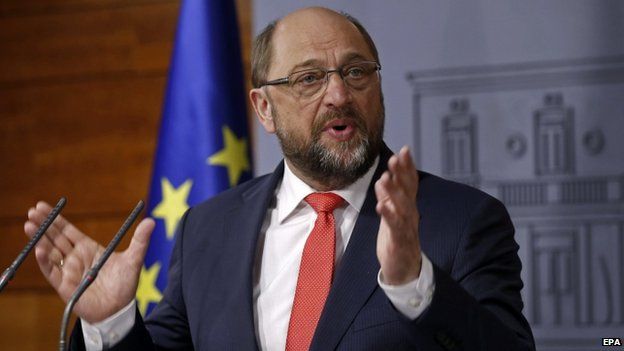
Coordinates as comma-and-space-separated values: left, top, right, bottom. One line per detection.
321, 71, 351, 108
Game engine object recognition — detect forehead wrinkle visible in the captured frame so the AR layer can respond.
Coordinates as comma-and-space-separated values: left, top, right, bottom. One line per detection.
275, 33, 370, 70
276, 25, 342, 54
307, 37, 340, 53
289, 52, 372, 74
269, 8, 372, 77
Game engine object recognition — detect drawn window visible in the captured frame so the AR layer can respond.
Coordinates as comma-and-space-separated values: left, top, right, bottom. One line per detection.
445, 128, 473, 175
534, 93, 574, 175
442, 99, 477, 178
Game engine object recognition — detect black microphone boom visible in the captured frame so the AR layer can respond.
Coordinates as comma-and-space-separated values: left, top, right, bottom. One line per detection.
58, 200, 144, 351
0, 197, 67, 293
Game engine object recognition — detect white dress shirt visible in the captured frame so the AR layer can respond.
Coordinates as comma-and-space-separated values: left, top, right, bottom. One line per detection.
82, 158, 435, 351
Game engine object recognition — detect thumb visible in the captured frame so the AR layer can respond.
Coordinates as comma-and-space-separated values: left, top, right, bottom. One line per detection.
375, 172, 391, 198
124, 217, 156, 266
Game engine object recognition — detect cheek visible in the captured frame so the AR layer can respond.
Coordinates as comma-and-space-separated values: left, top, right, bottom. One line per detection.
290, 105, 319, 133
356, 92, 382, 124
272, 93, 323, 136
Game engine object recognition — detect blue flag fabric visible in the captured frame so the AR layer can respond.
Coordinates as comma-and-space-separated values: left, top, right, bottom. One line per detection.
137, 0, 252, 316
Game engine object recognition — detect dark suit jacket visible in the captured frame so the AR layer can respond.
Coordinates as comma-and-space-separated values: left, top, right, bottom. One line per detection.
71, 146, 535, 350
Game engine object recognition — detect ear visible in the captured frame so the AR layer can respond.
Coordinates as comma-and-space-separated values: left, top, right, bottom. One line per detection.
250, 88, 275, 134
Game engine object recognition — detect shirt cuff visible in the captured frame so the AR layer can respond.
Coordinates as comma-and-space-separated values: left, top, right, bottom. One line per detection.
81, 300, 136, 351
378, 253, 435, 320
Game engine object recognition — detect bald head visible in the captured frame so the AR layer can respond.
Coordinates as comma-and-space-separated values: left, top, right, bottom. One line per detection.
276, 7, 361, 44
251, 7, 379, 88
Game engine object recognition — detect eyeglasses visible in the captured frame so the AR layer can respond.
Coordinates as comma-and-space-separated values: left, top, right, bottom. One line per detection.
260, 61, 381, 100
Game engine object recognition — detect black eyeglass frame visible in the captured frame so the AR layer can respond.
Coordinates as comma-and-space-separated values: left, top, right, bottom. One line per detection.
259, 61, 382, 89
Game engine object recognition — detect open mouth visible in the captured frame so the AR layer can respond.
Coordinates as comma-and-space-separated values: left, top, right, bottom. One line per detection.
323, 118, 356, 141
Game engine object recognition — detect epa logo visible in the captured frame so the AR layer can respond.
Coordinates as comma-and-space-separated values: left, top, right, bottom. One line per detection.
603, 338, 623, 346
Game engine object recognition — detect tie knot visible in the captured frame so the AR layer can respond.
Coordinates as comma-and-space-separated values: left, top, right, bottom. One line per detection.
305, 192, 344, 213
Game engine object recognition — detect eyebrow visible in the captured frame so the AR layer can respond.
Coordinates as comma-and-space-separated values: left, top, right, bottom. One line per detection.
288, 52, 373, 73
342, 52, 370, 64
289, 59, 323, 73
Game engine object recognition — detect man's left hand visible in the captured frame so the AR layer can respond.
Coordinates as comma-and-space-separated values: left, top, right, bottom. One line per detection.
374, 146, 422, 285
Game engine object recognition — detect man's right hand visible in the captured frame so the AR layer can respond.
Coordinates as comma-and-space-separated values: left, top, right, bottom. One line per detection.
24, 201, 155, 324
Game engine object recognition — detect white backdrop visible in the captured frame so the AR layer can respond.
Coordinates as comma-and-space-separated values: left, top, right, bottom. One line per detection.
251, 2, 624, 350
251, 0, 624, 175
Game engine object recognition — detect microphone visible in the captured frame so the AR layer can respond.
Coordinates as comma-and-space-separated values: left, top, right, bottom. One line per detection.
58, 200, 145, 351
0, 197, 67, 293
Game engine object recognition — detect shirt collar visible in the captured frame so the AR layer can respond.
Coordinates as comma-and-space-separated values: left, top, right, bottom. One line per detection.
277, 157, 380, 223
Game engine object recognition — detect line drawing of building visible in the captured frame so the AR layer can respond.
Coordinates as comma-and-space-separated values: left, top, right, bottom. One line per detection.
441, 98, 479, 187
407, 56, 624, 351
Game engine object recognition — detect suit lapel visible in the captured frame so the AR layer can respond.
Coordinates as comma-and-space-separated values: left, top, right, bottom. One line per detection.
214, 146, 391, 350
218, 163, 284, 350
311, 147, 392, 351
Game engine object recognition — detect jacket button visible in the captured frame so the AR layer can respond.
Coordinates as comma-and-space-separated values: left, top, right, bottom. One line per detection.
435, 331, 458, 350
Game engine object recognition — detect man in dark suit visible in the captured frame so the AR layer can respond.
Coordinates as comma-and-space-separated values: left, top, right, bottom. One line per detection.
25, 6, 535, 350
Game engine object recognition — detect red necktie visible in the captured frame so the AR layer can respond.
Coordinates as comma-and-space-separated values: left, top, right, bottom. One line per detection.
285, 192, 344, 351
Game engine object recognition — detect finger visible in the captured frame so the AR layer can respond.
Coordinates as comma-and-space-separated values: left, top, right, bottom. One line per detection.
28, 206, 74, 256
387, 154, 399, 176
59, 254, 87, 289
35, 201, 85, 245
388, 147, 414, 175
397, 146, 418, 178
398, 146, 419, 188
376, 198, 400, 224
33, 201, 70, 229
29, 218, 101, 293
388, 147, 419, 198
25, 220, 65, 264
376, 181, 412, 228
377, 188, 413, 227
374, 172, 392, 203
24, 214, 40, 238
124, 218, 156, 267
376, 170, 413, 216
398, 146, 416, 170
387, 153, 412, 189
34, 245, 63, 289
28, 202, 67, 239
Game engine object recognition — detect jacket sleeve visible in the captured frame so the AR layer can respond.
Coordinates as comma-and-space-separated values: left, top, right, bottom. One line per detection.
410, 195, 535, 350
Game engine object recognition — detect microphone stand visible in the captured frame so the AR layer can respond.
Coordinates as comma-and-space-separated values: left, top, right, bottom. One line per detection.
0, 197, 67, 293
58, 200, 144, 351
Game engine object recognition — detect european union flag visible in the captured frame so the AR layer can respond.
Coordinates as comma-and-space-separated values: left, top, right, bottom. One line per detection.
137, 0, 252, 316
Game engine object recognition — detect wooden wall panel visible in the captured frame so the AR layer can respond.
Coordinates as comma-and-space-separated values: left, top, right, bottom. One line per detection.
0, 0, 252, 349
0, 292, 72, 351
0, 216, 141, 290
0, 76, 163, 217
0, 2, 177, 84
0, 0, 173, 15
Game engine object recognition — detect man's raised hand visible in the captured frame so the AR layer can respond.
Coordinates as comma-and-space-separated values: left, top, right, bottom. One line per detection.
374, 146, 422, 285
24, 201, 155, 323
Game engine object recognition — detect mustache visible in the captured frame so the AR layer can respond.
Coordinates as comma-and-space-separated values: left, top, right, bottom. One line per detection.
311, 107, 367, 137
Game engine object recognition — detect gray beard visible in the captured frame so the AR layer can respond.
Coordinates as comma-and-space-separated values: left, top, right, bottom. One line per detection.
275, 106, 384, 190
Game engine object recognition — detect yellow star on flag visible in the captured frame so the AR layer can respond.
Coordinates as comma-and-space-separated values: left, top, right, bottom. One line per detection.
152, 178, 192, 239
136, 262, 163, 315
207, 125, 250, 187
